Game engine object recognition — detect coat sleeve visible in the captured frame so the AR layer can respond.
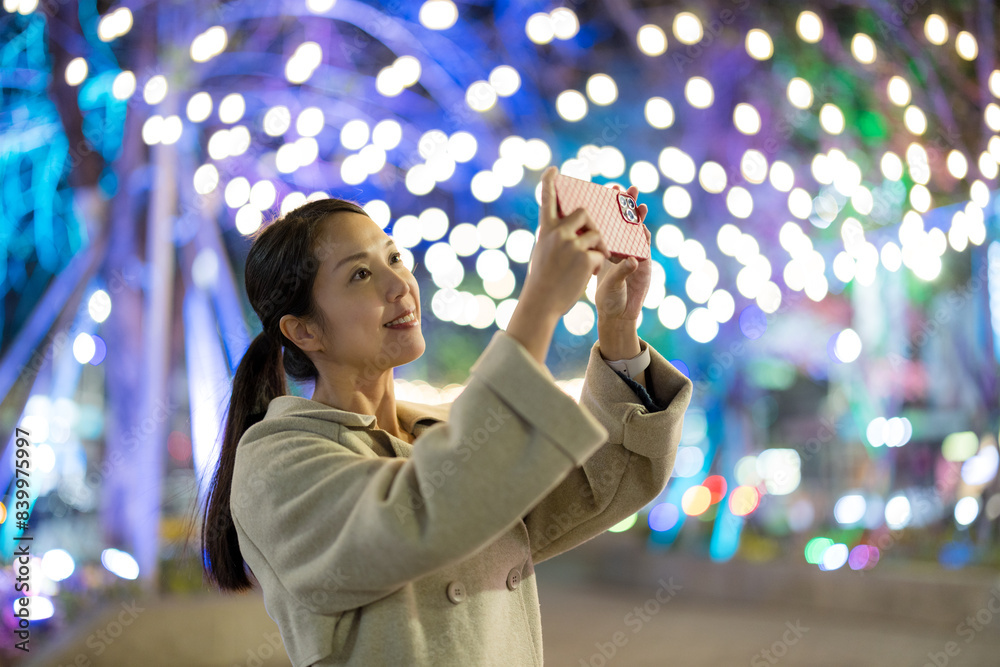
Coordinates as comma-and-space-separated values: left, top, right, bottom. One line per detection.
231, 330, 610, 615
524, 337, 694, 564
612, 367, 668, 412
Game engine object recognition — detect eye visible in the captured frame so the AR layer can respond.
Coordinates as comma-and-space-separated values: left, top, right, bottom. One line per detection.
352, 252, 402, 281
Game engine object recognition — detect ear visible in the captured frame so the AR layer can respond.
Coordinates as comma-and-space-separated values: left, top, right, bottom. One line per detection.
280, 314, 323, 352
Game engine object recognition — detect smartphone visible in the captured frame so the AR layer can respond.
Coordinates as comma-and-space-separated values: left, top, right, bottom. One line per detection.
552, 173, 650, 260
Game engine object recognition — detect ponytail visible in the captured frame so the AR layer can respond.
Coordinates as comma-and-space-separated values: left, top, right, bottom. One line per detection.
200, 331, 286, 591
196, 197, 369, 593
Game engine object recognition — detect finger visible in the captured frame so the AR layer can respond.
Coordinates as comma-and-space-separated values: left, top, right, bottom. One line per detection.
598, 237, 610, 258
540, 166, 559, 228
562, 209, 605, 244
558, 207, 591, 235
580, 226, 610, 257
586, 249, 605, 275
638, 203, 648, 224
581, 232, 611, 259
575, 228, 604, 251
577, 229, 610, 260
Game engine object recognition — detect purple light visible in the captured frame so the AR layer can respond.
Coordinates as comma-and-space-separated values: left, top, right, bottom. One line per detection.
89, 335, 108, 365
738, 305, 766, 340
826, 333, 839, 363
648, 502, 680, 531
669, 359, 690, 378
848, 544, 870, 570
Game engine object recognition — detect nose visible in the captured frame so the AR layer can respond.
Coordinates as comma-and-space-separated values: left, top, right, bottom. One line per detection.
384, 265, 411, 303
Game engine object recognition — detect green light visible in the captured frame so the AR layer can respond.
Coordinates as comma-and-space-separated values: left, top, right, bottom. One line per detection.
608, 514, 638, 533
943, 432, 979, 462
804, 537, 834, 564
857, 110, 888, 141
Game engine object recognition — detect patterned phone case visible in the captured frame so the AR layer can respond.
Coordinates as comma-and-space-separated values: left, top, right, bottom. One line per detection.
552, 173, 650, 259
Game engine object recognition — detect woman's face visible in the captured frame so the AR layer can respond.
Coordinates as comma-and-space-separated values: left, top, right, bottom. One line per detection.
307, 212, 425, 376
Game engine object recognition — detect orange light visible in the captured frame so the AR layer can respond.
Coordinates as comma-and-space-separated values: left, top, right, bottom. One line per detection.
729, 485, 760, 516
681, 485, 712, 516
703, 475, 727, 503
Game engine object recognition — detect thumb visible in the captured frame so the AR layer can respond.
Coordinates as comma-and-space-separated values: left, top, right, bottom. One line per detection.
615, 256, 638, 276
540, 166, 559, 227
602, 256, 636, 285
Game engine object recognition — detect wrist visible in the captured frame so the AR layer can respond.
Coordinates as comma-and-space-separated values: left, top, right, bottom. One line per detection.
519, 298, 562, 331
602, 344, 650, 381
598, 316, 638, 333
598, 316, 639, 336
598, 327, 641, 361
509, 294, 560, 335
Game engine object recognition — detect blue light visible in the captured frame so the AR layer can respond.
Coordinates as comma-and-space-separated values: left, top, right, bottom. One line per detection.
89, 334, 108, 365
938, 541, 973, 569
648, 503, 680, 531
739, 305, 767, 339
989, 241, 1000, 363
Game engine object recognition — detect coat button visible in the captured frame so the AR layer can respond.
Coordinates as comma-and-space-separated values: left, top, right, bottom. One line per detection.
446, 581, 465, 604
506, 567, 521, 591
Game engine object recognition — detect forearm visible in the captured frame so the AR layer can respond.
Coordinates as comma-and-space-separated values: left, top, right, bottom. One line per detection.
597, 318, 646, 389
506, 293, 561, 366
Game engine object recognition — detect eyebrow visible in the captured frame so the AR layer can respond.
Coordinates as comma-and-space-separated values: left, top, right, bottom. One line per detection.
334, 238, 396, 273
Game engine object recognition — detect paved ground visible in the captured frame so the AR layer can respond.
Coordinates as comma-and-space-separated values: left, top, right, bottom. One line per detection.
536, 573, 1000, 667
27, 553, 1000, 667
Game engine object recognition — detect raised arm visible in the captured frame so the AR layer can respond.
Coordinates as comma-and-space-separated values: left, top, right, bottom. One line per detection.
231, 328, 611, 615
524, 337, 693, 564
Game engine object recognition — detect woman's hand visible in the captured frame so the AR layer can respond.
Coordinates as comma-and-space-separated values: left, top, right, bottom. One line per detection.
594, 184, 651, 325
521, 166, 610, 319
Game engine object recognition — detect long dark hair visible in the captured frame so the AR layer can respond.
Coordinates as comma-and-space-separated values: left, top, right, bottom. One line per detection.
199, 197, 369, 592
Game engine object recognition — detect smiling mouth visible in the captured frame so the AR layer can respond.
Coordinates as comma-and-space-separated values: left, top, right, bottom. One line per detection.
384, 311, 418, 327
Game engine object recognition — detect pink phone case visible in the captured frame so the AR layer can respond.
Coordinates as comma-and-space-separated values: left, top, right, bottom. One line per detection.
552, 173, 650, 260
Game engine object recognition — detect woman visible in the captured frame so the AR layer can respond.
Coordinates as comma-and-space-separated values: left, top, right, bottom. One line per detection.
200, 165, 693, 666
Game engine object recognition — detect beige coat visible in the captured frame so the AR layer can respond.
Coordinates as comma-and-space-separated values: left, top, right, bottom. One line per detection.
231, 329, 693, 666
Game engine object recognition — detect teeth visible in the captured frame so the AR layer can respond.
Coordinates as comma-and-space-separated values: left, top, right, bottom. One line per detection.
386, 312, 416, 326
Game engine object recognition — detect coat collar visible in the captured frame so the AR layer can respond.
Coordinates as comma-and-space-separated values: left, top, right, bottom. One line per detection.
264, 394, 450, 433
